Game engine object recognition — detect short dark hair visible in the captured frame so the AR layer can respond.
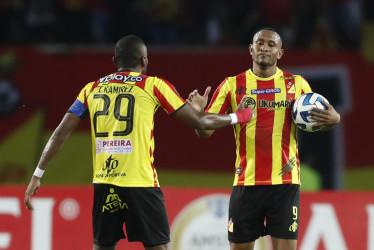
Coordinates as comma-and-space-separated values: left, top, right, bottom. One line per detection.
114, 35, 146, 68
253, 27, 283, 45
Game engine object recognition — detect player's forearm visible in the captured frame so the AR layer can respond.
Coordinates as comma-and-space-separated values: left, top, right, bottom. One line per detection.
37, 130, 67, 170
195, 128, 214, 138
35, 113, 80, 171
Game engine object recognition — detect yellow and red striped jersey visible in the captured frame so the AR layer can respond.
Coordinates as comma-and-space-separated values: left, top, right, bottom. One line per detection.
69, 71, 185, 187
206, 68, 312, 186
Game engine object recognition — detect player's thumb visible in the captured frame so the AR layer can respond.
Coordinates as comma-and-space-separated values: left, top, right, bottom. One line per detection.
204, 86, 211, 97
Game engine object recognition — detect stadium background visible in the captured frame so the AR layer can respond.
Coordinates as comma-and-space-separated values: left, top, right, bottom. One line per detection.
0, 0, 374, 249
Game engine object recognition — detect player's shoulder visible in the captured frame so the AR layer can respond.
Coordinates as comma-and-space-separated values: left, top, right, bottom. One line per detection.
279, 69, 307, 83
223, 70, 247, 83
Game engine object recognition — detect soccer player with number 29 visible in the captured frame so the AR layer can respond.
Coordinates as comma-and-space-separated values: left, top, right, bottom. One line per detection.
24, 35, 254, 250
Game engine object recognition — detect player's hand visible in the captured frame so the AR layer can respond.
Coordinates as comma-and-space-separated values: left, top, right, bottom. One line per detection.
235, 95, 255, 123
24, 176, 41, 211
187, 86, 211, 112
310, 100, 340, 129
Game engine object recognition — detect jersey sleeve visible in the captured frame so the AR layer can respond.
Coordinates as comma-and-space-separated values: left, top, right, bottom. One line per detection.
67, 82, 95, 119
151, 77, 186, 115
300, 76, 313, 94
206, 77, 232, 114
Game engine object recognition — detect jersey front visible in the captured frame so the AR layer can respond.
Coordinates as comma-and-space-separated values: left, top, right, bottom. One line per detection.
69, 71, 185, 187
206, 68, 312, 186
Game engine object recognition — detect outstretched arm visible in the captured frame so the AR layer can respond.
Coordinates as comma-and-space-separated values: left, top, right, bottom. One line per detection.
174, 91, 253, 133
310, 100, 340, 131
24, 112, 81, 211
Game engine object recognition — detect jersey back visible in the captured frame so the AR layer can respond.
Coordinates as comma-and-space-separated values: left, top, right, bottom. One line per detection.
69, 71, 185, 187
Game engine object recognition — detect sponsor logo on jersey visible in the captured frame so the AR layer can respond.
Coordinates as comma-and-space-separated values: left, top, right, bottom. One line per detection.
98, 73, 144, 83
96, 139, 133, 155
258, 98, 292, 110
245, 97, 256, 109
251, 88, 281, 95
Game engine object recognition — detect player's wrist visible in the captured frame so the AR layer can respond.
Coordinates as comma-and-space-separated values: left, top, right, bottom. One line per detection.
33, 167, 45, 178
233, 108, 253, 124
229, 113, 238, 124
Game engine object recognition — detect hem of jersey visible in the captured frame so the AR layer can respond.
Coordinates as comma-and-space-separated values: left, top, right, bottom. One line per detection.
233, 182, 300, 186
92, 180, 159, 187
170, 102, 187, 116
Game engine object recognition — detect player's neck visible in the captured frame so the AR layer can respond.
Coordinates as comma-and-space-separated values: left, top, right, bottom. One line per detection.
252, 64, 277, 78
118, 67, 141, 73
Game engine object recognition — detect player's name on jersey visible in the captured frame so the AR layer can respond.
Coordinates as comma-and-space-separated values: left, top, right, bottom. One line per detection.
96, 85, 134, 94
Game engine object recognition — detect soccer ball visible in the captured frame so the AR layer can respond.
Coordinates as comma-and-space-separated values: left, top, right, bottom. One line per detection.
291, 92, 329, 132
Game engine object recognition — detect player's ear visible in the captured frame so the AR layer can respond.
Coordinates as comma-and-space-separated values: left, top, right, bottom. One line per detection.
112, 56, 117, 67
249, 44, 253, 55
277, 49, 284, 59
140, 56, 147, 67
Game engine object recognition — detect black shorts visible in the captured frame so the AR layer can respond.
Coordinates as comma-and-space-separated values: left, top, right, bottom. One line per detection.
228, 184, 300, 243
92, 184, 170, 247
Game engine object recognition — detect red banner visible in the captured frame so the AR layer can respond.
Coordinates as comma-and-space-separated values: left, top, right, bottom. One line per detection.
0, 186, 372, 250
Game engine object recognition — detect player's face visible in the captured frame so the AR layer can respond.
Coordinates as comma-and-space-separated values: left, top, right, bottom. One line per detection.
250, 30, 283, 67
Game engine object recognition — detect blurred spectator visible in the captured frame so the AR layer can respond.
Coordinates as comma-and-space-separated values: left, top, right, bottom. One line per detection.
0, 50, 20, 116
148, 0, 179, 45
0, 0, 365, 50
0, 0, 26, 44
292, 0, 361, 50
25, 0, 57, 43
55, 0, 92, 44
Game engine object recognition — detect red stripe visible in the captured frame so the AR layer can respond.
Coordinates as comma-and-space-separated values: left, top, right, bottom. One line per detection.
153, 86, 176, 114
281, 71, 296, 183
149, 128, 158, 187
254, 79, 275, 184
235, 73, 247, 185
158, 77, 185, 103
206, 78, 230, 113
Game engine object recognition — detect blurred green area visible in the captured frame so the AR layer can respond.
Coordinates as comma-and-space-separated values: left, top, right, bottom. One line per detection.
1, 110, 373, 190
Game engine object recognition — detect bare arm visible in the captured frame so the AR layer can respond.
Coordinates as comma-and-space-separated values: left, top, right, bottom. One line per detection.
175, 88, 252, 135
24, 112, 81, 211
310, 100, 340, 131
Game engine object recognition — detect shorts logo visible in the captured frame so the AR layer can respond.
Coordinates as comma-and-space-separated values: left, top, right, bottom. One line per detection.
228, 218, 234, 232
102, 188, 128, 213
289, 206, 298, 233
251, 88, 281, 95
289, 221, 298, 232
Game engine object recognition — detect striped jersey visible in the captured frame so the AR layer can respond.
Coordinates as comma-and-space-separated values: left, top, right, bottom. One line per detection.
206, 67, 312, 186
68, 71, 185, 187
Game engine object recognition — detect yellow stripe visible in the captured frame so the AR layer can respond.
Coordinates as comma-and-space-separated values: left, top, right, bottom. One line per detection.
244, 71, 257, 185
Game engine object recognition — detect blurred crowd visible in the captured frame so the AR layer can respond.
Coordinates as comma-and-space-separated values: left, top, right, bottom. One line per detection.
0, 0, 371, 50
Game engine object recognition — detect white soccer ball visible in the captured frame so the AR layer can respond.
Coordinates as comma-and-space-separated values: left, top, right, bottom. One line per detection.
291, 92, 329, 132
